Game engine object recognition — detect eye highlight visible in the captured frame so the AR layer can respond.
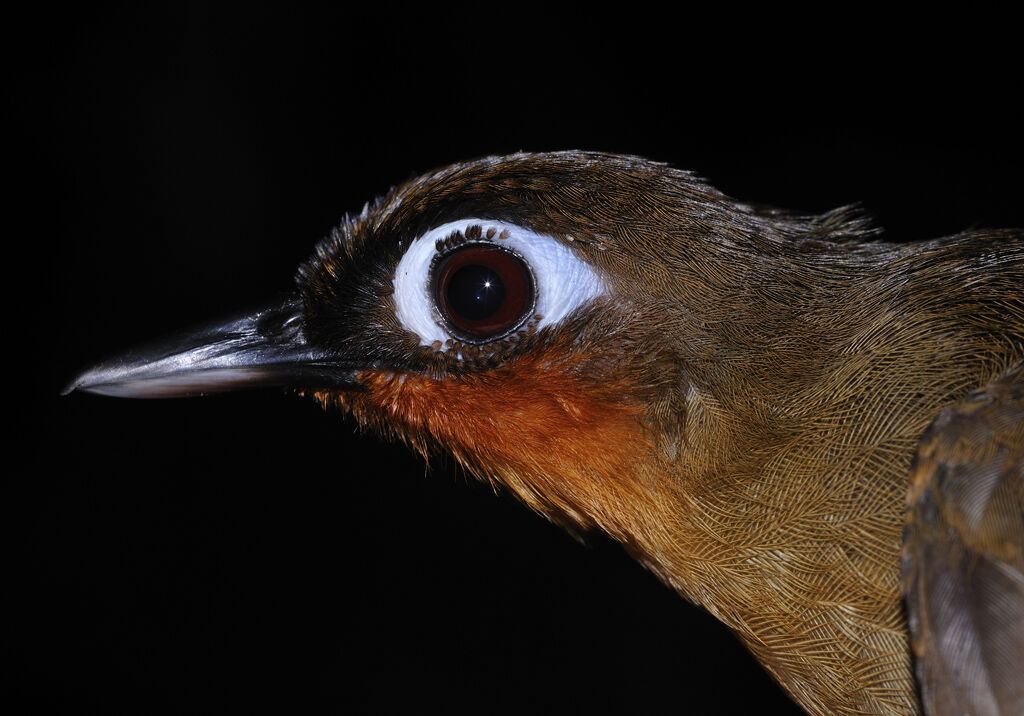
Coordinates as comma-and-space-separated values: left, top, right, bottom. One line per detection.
393, 219, 606, 353
433, 244, 534, 340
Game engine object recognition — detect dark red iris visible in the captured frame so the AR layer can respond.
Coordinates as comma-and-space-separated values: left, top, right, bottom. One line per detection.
434, 245, 533, 340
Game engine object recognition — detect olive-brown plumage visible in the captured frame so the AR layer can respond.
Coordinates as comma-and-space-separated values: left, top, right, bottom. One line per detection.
68, 152, 1024, 715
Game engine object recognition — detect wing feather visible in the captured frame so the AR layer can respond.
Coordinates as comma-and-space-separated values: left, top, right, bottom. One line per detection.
902, 364, 1023, 715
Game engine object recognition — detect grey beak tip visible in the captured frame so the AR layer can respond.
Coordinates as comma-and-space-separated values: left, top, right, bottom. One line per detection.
61, 368, 98, 396
60, 364, 128, 398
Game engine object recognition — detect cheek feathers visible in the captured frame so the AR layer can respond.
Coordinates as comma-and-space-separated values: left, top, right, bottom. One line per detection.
318, 347, 660, 535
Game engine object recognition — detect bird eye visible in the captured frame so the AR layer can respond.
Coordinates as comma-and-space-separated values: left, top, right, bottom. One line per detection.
433, 244, 533, 340
393, 219, 606, 352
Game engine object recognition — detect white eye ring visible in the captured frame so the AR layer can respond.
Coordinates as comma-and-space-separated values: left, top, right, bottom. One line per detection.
393, 218, 606, 348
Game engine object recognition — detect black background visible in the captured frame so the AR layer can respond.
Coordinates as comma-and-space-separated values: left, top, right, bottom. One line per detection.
10, 6, 1022, 715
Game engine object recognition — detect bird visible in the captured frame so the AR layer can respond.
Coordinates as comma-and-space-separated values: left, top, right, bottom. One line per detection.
66, 151, 1023, 715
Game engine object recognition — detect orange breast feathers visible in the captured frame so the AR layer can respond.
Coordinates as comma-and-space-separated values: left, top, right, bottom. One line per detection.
316, 346, 660, 536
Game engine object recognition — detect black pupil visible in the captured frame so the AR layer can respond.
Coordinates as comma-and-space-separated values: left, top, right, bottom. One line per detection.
447, 264, 505, 320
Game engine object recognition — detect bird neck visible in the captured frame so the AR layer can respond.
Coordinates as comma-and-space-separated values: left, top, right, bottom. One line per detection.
625, 235, 1022, 714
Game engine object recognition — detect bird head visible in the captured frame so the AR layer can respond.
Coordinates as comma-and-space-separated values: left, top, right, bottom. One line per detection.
67, 151, 873, 541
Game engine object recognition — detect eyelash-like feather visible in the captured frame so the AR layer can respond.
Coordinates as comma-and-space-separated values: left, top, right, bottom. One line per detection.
393, 219, 607, 352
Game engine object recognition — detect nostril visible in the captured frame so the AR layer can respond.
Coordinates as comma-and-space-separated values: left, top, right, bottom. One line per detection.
254, 295, 306, 345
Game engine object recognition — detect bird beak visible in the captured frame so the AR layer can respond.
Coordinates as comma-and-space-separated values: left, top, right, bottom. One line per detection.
64, 294, 362, 398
